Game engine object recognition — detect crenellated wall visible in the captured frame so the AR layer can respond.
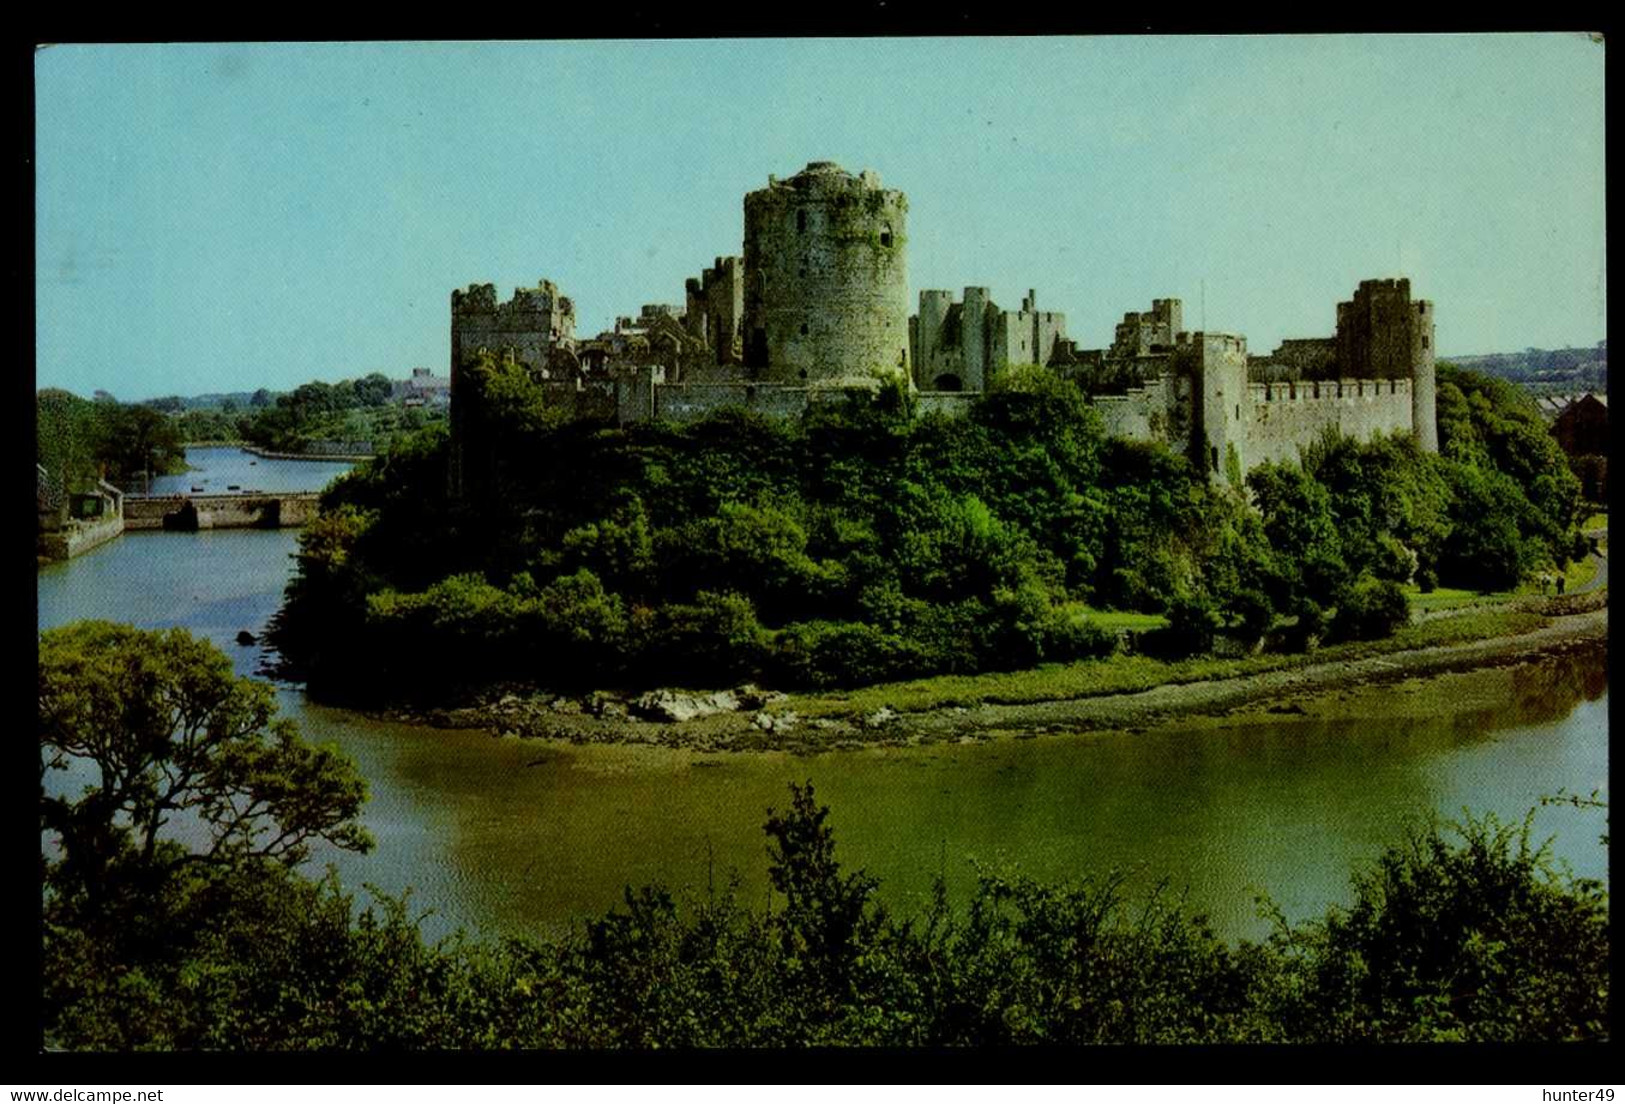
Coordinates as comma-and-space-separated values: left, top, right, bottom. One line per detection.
1246, 377, 1415, 467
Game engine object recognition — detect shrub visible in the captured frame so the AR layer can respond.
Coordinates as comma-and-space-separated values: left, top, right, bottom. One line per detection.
1268, 812, 1610, 1042
772, 620, 922, 689
1155, 595, 1224, 658
1328, 574, 1410, 643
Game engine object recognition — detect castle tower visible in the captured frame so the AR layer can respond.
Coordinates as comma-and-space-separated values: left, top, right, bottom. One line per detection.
741, 162, 910, 385
1334, 277, 1437, 453
448, 279, 576, 497
914, 289, 954, 388
962, 286, 990, 392
1411, 297, 1438, 452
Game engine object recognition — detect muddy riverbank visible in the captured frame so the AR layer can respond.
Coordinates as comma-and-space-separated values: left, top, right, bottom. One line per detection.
377, 593, 1607, 755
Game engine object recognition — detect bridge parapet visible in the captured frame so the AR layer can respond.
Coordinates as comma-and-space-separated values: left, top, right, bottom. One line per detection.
123, 492, 323, 531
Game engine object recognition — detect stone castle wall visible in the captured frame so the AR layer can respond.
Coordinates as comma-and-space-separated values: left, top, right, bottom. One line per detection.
1091, 376, 1179, 443
1245, 378, 1416, 467
742, 162, 910, 385
450, 280, 576, 379
446, 166, 1439, 490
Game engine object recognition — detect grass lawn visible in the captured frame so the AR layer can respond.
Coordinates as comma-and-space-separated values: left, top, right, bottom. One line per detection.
1404, 549, 1605, 612
1581, 511, 1607, 533
1066, 603, 1168, 632
1404, 585, 1486, 612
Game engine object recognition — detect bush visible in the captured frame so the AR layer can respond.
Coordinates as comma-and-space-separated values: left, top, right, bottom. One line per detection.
639, 590, 770, 686
1268, 812, 1610, 1042
1280, 597, 1326, 653
1225, 588, 1275, 644
1155, 595, 1224, 658
1328, 574, 1410, 643
772, 620, 923, 689
43, 779, 1611, 1048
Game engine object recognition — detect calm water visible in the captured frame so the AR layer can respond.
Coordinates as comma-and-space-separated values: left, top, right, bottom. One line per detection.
147, 445, 356, 495
38, 450, 1611, 943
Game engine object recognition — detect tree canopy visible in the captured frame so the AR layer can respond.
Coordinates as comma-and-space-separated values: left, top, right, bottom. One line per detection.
40, 623, 372, 908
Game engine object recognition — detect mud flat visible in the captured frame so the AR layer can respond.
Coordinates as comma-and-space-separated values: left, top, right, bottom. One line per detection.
372, 590, 1606, 755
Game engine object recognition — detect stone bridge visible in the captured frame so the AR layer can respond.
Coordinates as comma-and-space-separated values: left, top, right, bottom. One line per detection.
123, 492, 324, 531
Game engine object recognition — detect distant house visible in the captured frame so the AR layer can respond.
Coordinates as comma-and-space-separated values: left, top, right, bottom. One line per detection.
1551, 392, 1608, 456
394, 367, 451, 409
1551, 393, 1607, 501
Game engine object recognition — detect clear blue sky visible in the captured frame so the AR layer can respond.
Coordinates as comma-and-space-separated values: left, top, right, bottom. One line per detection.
36, 36, 1606, 402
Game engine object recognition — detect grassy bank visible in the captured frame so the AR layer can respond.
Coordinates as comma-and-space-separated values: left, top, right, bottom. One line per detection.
786, 608, 1552, 719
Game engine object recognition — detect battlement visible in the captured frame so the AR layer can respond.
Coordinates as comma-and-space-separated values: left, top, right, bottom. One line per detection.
453, 280, 575, 326
1354, 277, 1411, 296
1175, 331, 1247, 356
750, 161, 906, 216
452, 283, 499, 313
1250, 377, 1412, 403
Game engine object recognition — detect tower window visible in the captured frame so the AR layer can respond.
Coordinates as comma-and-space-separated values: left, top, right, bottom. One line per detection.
880, 229, 892, 248
800, 323, 809, 336
1422, 335, 1429, 350
797, 211, 806, 233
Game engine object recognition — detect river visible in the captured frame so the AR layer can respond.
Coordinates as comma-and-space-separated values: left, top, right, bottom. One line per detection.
37, 448, 1610, 944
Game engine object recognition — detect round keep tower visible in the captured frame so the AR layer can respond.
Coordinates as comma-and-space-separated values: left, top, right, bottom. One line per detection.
1411, 297, 1438, 453
741, 161, 910, 385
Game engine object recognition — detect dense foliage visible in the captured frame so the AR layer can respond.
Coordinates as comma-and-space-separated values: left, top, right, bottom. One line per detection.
37, 388, 187, 490
235, 374, 441, 453
38, 378, 443, 494
277, 360, 1587, 700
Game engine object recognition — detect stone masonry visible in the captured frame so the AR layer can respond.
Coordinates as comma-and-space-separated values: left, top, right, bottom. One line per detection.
741, 162, 910, 385
447, 163, 1439, 491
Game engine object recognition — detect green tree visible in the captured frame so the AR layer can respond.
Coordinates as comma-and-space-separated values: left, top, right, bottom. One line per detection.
39, 622, 372, 909
354, 372, 395, 407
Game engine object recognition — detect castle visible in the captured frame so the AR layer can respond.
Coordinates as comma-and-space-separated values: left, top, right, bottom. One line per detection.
449, 161, 1437, 492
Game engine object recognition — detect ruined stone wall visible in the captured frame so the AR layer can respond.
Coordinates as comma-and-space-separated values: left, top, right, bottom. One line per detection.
1091, 375, 1179, 444
912, 289, 960, 388
961, 287, 989, 392
451, 281, 576, 379
1245, 378, 1416, 468
1411, 298, 1437, 451
914, 391, 978, 419
694, 256, 744, 367
649, 381, 813, 424
989, 310, 1033, 373
742, 162, 910, 385
1111, 299, 1181, 358
612, 366, 665, 425
38, 515, 123, 560
1251, 337, 1338, 379
450, 280, 577, 496
911, 287, 1066, 390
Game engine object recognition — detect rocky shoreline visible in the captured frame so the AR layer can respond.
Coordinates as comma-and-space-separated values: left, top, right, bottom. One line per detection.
372, 595, 1608, 756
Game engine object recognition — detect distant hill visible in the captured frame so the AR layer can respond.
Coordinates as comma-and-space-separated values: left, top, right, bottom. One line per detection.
1442, 342, 1606, 396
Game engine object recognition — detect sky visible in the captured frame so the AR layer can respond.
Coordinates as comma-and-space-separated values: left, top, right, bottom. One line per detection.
35, 36, 1606, 402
